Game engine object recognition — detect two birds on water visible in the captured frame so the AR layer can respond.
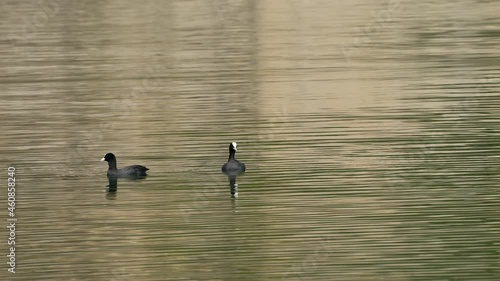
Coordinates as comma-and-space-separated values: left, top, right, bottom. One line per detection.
101, 142, 245, 177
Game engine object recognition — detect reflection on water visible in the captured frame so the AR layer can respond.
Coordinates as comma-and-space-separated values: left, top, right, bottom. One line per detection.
1, 0, 499, 280
106, 175, 148, 197
226, 174, 239, 198
107, 176, 118, 193
223, 171, 243, 198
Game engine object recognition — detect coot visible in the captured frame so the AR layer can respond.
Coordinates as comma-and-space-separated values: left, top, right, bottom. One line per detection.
221, 142, 246, 173
101, 153, 149, 177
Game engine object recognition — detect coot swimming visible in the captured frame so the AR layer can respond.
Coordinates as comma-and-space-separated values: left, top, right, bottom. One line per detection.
101, 153, 149, 177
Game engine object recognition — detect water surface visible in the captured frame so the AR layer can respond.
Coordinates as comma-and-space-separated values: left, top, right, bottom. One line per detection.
0, 0, 499, 280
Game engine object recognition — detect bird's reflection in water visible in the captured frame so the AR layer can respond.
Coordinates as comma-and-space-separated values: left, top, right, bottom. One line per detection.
223, 171, 243, 198
105, 176, 118, 200
228, 174, 238, 198
107, 176, 118, 192
105, 175, 147, 200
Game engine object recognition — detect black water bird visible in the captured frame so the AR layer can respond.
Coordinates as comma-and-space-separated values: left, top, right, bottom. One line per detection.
221, 142, 246, 173
100, 153, 149, 177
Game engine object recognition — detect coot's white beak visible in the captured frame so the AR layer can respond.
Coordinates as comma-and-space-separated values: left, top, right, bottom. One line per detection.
100, 157, 105, 161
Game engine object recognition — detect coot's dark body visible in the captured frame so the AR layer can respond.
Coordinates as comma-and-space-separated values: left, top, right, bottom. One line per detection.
221, 142, 246, 173
101, 153, 149, 177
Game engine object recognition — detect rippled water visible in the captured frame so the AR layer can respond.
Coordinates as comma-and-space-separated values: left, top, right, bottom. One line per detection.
1, 0, 499, 280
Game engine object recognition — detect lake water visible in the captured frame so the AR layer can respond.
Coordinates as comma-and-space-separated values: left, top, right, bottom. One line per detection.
1, 0, 499, 280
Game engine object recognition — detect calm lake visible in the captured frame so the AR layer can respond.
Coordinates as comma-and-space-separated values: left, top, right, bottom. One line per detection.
1, 0, 499, 280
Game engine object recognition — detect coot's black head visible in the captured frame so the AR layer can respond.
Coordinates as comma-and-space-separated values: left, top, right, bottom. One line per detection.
229, 142, 238, 152
101, 153, 116, 162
